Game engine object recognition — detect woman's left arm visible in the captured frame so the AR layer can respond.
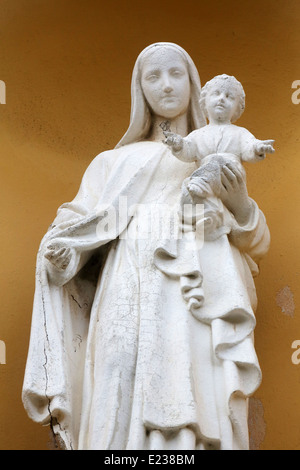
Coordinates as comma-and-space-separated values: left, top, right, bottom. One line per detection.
219, 162, 253, 226
219, 162, 270, 263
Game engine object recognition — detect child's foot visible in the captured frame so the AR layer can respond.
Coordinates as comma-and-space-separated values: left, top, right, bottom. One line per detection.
188, 181, 211, 199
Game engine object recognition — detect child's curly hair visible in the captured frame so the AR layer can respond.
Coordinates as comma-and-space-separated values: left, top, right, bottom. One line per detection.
199, 74, 245, 123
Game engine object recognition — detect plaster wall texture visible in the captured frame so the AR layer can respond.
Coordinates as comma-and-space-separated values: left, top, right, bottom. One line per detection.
0, 0, 299, 450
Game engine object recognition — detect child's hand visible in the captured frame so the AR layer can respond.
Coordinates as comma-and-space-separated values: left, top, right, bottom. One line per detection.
255, 139, 275, 158
163, 131, 184, 153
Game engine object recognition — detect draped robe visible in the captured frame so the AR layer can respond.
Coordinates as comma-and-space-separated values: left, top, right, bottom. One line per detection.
23, 140, 270, 450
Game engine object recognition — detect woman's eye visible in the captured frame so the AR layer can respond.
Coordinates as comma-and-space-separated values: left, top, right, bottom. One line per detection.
146, 74, 159, 81
171, 70, 183, 77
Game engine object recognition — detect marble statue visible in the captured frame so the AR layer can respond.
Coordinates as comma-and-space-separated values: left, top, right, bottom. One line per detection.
22, 42, 271, 450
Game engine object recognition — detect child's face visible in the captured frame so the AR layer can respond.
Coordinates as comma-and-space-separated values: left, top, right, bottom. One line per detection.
205, 80, 240, 123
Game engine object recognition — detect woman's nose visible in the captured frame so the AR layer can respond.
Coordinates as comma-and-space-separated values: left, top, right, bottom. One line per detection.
164, 85, 173, 93
162, 75, 173, 93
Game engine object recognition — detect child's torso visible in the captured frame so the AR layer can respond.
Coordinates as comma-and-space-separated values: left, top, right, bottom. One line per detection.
190, 124, 250, 161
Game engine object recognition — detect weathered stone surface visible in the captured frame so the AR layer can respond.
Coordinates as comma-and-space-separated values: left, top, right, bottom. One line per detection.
22, 43, 270, 450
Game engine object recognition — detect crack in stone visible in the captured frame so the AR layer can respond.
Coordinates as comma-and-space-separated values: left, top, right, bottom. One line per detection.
40, 275, 74, 450
71, 294, 82, 309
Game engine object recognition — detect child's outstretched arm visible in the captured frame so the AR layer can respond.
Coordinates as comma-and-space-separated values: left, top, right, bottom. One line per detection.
240, 126, 275, 162
163, 131, 198, 163
254, 139, 275, 159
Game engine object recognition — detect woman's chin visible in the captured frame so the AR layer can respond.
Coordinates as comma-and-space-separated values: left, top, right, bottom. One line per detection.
158, 107, 187, 120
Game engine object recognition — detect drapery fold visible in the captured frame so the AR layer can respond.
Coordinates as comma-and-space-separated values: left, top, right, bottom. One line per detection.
23, 142, 270, 450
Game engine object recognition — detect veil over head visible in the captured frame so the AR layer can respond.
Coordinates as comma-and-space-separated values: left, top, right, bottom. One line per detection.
116, 42, 207, 148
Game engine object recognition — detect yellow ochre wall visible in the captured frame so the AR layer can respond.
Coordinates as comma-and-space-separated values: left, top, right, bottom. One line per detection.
0, 0, 299, 450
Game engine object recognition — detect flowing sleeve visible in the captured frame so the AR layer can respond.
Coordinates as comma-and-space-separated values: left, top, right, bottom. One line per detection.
228, 198, 270, 274
22, 149, 120, 449
43, 151, 114, 286
170, 131, 199, 163
54, 151, 112, 222
22, 141, 169, 448
239, 127, 265, 163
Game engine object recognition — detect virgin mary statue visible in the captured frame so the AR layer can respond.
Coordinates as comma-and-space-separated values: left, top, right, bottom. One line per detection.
22, 43, 270, 450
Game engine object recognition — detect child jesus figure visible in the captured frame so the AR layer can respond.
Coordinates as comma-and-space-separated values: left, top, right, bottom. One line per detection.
164, 74, 275, 199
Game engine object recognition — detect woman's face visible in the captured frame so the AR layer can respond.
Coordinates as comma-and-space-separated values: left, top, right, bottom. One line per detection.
141, 48, 191, 120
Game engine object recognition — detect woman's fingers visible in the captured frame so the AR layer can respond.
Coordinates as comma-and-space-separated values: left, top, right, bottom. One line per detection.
222, 163, 244, 188
45, 246, 65, 260
44, 245, 72, 270
221, 165, 235, 190
56, 247, 66, 258
220, 172, 229, 191
44, 250, 53, 261
218, 163, 251, 224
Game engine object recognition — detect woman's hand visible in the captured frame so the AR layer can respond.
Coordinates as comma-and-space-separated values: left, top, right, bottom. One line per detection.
44, 244, 73, 271
219, 163, 253, 225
